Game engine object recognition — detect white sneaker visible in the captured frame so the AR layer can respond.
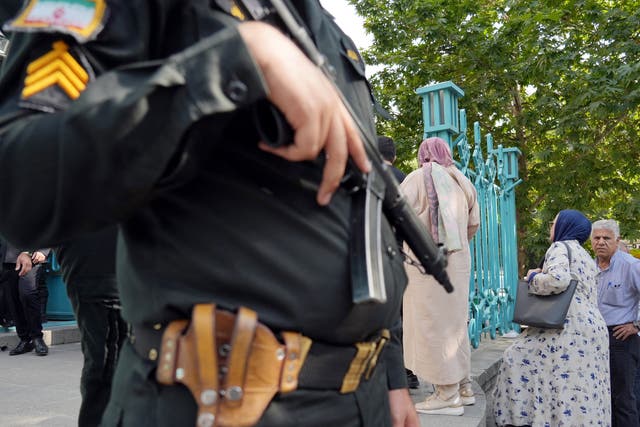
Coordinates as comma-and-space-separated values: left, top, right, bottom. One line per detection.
460, 394, 476, 406
459, 382, 476, 406
415, 392, 464, 416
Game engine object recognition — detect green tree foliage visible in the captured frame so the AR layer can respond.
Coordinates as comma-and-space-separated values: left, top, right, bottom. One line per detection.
352, 0, 640, 268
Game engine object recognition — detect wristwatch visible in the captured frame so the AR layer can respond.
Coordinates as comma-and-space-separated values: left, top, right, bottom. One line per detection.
633, 320, 640, 330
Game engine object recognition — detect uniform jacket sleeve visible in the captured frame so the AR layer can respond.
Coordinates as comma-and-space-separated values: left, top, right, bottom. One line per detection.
530, 241, 573, 295
0, 9, 267, 248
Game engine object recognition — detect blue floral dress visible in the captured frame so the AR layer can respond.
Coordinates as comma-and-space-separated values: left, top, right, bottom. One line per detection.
493, 240, 611, 426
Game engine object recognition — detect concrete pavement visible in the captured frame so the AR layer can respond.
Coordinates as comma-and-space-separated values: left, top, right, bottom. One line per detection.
0, 341, 82, 427
0, 325, 514, 427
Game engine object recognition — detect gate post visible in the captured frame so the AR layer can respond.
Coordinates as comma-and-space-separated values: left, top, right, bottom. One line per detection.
416, 81, 464, 147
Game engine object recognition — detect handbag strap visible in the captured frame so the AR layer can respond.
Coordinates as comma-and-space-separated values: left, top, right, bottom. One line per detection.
559, 240, 573, 271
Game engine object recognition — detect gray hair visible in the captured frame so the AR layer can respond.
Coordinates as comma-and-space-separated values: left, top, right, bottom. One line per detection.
591, 219, 620, 239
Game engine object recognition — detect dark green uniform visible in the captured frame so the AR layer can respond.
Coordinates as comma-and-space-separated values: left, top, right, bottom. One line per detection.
0, 1, 408, 426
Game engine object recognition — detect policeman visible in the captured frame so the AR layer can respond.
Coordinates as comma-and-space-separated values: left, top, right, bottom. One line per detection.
54, 227, 126, 426
0, 1, 417, 426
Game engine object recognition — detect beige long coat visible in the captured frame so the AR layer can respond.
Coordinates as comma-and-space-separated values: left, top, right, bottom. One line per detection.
401, 165, 479, 386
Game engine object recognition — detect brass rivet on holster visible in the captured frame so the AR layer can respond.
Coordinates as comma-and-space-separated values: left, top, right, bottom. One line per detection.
197, 412, 215, 427
276, 348, 285, 360
200, 389, 218, 406
148, 348, 158, 361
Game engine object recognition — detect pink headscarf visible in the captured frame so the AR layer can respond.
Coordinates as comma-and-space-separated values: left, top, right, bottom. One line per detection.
418, 137, 456, 247
418, 137, 454, 167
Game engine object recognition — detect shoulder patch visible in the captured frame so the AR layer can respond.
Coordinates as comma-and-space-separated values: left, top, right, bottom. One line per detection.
340, 37, 366, 78
346, 49, 359, 62
4, 0, 108, 43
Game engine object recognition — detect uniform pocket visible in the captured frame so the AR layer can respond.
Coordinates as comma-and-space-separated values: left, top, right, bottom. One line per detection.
103, 343, 159, 426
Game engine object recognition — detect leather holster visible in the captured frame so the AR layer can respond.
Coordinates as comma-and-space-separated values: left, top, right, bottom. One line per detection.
155, 304, 311, 427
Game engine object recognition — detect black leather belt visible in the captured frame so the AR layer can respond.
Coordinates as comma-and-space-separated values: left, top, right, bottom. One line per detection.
130, 323, 387, 391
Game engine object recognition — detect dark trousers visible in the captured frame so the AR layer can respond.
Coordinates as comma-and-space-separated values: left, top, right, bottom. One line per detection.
1, 265, 43, 340
0, 275, 14, 327
635, 364, 640, 422
610, 329, 640, 427
35, 265, 49, 323
67, 278, 127, 427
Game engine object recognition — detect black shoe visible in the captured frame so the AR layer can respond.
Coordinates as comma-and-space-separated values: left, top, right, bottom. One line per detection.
406, 369, 420, 389
9, 339, 34, 356
0, 318, 15, 328
33, 337, 48, 356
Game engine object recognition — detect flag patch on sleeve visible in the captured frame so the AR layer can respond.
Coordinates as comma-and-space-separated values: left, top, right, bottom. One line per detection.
4, 0, 108, 43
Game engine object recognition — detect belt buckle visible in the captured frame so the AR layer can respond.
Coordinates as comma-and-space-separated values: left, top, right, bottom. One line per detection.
339, 329, 390, 393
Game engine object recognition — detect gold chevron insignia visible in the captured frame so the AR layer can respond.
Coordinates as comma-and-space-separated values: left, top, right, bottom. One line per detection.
22, 41, 89, 100
230, 3, 246, 21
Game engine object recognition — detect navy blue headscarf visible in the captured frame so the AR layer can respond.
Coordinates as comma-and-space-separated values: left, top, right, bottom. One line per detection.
553, 209, 591, 244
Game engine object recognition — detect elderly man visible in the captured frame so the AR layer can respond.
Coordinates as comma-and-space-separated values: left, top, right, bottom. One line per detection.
592, 219, 640, 427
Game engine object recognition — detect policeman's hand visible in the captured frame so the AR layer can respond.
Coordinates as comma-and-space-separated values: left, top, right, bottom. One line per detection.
388, 389, 420, 427
15, 252, 33, 276
31, 251, 46, 265
238, 22, 370, 206
612, 323, 638, 341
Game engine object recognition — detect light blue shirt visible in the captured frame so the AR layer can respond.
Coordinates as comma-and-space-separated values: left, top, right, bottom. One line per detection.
596, 250, 640, 326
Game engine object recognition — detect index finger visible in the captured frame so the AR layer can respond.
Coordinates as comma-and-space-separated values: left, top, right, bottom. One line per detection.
339, 103, 370, 174
317, 112, 348, 206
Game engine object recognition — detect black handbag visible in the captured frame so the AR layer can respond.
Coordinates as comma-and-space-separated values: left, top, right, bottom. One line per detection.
512, 241, 578, 329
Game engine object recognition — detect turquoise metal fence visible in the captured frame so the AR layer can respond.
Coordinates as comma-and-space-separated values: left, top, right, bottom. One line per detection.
45, 252, 75, 321
416, 81, 522, 347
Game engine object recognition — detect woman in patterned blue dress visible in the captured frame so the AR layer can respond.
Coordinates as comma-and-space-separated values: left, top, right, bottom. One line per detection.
493, 209, 611, 426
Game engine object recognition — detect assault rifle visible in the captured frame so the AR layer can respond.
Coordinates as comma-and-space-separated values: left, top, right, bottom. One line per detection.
223, 0, 454, 299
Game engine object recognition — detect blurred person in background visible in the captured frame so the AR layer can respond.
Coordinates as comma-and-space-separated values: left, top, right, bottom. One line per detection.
593, 219, 640, 426
494, 210, 610, 426
401, 137, 479, 415
55, 227, 126, 426
377, 135, 406, 184
0, 239, 49, 356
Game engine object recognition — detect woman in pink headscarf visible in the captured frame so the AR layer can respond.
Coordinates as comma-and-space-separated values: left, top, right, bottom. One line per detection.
401, 137, 480, 416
